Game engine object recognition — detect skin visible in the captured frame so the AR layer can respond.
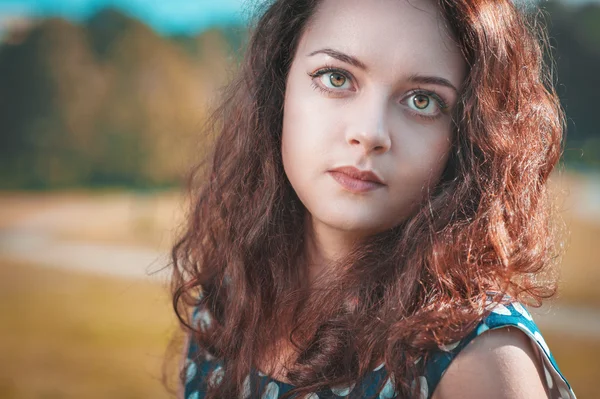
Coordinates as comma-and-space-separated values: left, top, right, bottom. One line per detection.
278, 1, 550, 396
433, 328, 550, 398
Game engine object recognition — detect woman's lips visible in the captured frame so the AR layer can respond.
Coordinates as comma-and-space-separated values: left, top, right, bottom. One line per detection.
328, 166, 385, 194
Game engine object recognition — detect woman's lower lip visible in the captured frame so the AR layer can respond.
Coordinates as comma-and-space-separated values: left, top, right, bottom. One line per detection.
328, 171, 384, 193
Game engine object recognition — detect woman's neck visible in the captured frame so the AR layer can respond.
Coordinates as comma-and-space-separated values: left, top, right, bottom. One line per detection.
304, 214, 364, 284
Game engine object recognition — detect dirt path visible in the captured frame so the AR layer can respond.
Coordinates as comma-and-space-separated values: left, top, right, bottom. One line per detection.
0, 193, 173, 281
0, 229, 168, 281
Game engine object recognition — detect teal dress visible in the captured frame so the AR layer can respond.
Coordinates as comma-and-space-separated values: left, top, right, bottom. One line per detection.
183, 302, 575, 398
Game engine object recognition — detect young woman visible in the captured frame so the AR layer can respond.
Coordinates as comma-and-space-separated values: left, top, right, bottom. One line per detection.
171, 0, 575, 397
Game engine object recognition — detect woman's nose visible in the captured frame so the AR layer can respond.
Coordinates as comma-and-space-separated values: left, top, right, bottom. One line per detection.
345, 99, 392, 155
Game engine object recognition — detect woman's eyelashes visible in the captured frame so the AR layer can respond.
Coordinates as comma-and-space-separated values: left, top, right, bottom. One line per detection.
308, 66, 355, 94
308, 67, 450, 121
401, 90, 449, 121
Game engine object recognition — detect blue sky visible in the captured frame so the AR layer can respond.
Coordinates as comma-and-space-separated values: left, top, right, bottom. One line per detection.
0, 0, 250, 35
0, 0, 598, 36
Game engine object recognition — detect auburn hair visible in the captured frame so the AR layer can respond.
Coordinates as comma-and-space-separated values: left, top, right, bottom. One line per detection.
170, 0, 564, 397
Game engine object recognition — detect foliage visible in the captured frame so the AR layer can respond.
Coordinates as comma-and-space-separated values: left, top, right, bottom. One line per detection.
0, 8, 238, 189
545, 1, 600, 169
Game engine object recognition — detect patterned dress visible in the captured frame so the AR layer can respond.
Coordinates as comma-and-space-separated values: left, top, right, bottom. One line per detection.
183, 302, 576, 398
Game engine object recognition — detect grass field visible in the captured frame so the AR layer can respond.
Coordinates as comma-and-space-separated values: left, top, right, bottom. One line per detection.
550, 172, 600, 308
559, 217, 600, 307
544, 331, 600, 399
0, 260, 182, 399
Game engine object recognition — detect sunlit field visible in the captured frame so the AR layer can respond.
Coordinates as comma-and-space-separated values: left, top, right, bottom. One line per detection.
0, 171, 598, 398
0, 260, 181, 399
544, 331, 600, 399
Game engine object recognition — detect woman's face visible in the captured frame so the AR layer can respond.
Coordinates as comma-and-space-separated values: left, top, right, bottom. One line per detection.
282, 0, 466, 237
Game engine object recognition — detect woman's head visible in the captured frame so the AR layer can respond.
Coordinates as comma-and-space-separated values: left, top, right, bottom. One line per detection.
172, 0, 563, 397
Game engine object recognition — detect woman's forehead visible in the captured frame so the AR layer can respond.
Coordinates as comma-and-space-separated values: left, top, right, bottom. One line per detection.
298, 0, 466, 88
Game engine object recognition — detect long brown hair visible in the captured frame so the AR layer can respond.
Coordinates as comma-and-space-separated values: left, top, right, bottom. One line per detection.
170, 0, 564, 397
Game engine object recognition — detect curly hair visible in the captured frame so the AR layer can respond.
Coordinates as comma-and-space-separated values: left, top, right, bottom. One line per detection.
170, 0, 565, 397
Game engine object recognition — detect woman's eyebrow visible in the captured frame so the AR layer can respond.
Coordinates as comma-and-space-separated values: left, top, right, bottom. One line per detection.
408, 74, 458, 94
307, 49, 459, 94
307, 48, 368, 71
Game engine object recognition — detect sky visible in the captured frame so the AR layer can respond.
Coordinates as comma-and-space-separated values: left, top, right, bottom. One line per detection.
0, 0, 250, 36
0, 0, 598, 36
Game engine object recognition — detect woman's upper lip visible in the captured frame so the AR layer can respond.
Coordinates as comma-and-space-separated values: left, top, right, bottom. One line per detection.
328, 166, 385, 184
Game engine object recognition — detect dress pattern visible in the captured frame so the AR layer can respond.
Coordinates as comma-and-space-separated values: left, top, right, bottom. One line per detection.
184, 302, 576, 398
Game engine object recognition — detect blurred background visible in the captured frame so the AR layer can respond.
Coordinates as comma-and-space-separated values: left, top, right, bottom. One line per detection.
0, 0, 598, 398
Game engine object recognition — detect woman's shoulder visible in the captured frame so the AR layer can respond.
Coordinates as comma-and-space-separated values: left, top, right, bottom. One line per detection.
424, 301, 575, 399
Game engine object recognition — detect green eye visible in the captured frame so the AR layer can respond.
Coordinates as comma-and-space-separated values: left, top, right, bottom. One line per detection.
412, 94, 430, 110
309, 67, 353, 92
329, 72, 347, 88
403, 91, 448, 119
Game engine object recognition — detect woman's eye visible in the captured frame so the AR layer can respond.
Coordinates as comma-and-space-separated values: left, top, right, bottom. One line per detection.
412, 94, 430, 110
405, 92, 446, 116
310, 68, 354, 92
325, 72, 348, 89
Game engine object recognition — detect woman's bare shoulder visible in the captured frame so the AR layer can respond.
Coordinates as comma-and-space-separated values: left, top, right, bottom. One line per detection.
431, 327, 548, 399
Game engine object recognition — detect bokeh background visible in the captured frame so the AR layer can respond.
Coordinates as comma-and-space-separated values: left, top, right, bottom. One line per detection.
0, 0, 599, 398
